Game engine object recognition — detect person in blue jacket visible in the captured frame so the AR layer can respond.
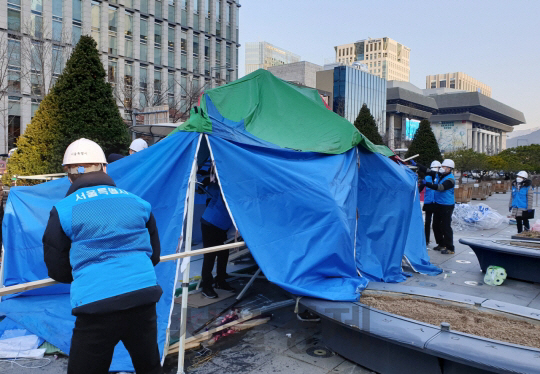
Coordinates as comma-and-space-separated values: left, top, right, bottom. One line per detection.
510, 171, 534, 233
42, 139, 163, 374
419, 161, 442, 247
423, 159, 456, 254
200, 176, 235, 299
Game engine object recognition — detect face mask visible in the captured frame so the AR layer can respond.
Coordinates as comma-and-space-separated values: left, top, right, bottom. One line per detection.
431, 167, 439, 172
517, 177, 524, 183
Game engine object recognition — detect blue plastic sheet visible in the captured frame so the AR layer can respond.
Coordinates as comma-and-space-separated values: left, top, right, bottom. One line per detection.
355, 147, 440, 281
0, 131, 199, 371
209, 137, 368, 301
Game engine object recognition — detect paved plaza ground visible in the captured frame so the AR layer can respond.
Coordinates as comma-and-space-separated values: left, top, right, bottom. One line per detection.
3, 190, 539, 373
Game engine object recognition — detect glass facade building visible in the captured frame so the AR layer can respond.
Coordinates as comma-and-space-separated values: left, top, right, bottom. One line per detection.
333, 66, 387, 134
0, 0, 240, 153
245, 41, 301, 75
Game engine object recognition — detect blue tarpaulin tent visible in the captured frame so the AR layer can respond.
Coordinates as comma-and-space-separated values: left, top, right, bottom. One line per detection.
0, 70, 440, 371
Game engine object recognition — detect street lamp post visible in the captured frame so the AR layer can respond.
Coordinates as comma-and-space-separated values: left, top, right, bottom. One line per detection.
210, 65, 234, 87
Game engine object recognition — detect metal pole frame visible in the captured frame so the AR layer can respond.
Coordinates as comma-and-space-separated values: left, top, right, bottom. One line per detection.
177, 155, 198, 374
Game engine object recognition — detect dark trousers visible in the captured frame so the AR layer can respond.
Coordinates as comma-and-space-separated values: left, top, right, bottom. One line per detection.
424, 210, 433, 244
68, 303, 162, 374
201, 222, 229, 288
517, 217, 530, 233
433, 205, 454, 251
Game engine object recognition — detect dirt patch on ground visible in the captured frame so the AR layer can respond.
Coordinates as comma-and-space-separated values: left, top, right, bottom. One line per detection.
515, 231, 540, 239
360, 294, 540, 349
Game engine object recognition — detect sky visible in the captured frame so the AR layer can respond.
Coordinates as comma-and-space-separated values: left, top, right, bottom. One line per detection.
237, 0, 540, 131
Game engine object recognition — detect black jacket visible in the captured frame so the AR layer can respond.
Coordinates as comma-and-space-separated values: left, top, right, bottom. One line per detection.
42, 172, 162, 315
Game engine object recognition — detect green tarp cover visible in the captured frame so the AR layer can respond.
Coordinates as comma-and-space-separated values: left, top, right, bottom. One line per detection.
173, 69, 393, 156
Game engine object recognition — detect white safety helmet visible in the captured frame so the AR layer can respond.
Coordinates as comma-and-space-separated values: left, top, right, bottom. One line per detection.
442, 159, 455, 169
63, 138, 107, 166
129, 138, 148, 152
517, 171, 528, 179
430, 160, 442, 170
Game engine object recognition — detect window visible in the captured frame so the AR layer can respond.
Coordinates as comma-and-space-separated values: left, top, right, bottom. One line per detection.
8, 98, 21, 151
236, 4, 239, 40
204, 37, 209, 58
215, 0, 221, 36
440, 80, 446, 88
52, 45, 63, 76
125, 11, 133, 57
154, 69, 161, 94
91, 1, 100, 48
109, 6, 117, 32
140, 0, 148, 13
31, 99, 41, 118
181, 0, 187, 24
181, 53, 187, 69
215, 40, 221, 65
204, 59, 209, 75
154, 22, 162, 65
450, 78, 456, 89
225, 2, 231, 38
168, 71, 175, 104
430, 81, 436, 89
168, 27, 175, 67
140, 65, 147, 88
125, 62, 133, 86
193, 34, 199, 55
181, 30, 186, 51
8, 70, 21, 93
226, 43, 230, 66
31, 0, 42, 12
168, 0, 175, 22
154, 22, 162, 45
205, 0, 210, 30
108, 58, 117, 83
193, 56, 199, 73
31, 12, 43, 39
140, 17, 148, 61
155, 0, 162, 18
72, 0, 82, 44
8, 0, 21, 32
31, 73, 41, 96
193, 0, 198, 13
108, 6, 117, 54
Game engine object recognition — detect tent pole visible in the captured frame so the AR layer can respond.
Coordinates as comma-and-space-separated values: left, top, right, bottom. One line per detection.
177, 163, 197, 374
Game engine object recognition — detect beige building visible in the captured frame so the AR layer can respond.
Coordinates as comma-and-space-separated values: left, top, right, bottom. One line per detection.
245, 41, 300, 74
334, 37, 410, 82
426, 72, 491, 97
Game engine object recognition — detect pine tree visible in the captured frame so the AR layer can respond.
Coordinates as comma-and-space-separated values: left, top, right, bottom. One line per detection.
3, 36, 129, 185
353, 104, 384, 145
405, 119, 442, 168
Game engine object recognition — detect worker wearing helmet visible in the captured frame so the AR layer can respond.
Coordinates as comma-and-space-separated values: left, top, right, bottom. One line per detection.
42, 138, 163, 374
129, 138, 148, 154
424, 159, 455, 254
420, 161, 442, 247
510, 171, 534, 233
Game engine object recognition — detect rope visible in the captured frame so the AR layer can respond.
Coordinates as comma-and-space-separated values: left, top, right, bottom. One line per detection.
0, 357, 52, 369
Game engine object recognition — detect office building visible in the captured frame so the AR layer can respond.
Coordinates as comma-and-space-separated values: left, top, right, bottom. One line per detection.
335, 37, 410, 82
386, 81, 524, 152
317, 65, 387, 135
245, 41, 300, 74
0, 0, 240, 153
426, 72, 491, 97
267, 61, 322, 89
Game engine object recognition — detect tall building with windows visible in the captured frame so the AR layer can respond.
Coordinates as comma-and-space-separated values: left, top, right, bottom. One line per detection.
334, 37, 410, 82
426, 72, 492, 97
0, 0, 240, 153
245, 41, 300, 74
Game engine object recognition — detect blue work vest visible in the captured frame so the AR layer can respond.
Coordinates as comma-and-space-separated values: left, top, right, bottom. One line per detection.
55, 186, 158, 310
511, 184, 530, 209
424, 175, 438, 204
435, 173, 455, 206
202, 183, 233, 230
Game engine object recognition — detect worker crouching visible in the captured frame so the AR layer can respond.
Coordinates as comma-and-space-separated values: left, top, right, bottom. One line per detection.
42, 138, 163, 374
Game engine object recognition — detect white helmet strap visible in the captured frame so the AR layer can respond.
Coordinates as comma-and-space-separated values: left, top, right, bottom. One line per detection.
67, 164, 103, 175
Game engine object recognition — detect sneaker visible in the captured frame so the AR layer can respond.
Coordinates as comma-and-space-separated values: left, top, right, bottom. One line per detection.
214, 281, 236, 293
202, 287, 218, 299
433, 245, 444, 251
441, 249, 455, 255
297, 310, 320, 322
